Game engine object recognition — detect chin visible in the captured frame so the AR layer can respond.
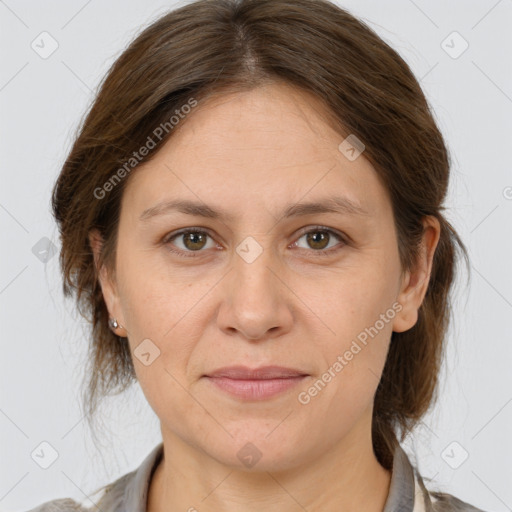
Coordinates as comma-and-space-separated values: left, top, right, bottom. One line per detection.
206, 428, 312, 473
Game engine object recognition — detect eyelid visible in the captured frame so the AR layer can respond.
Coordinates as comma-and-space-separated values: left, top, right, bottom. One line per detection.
163, 226, 216, 242
162, 227, 220, 255
293, 225, 348, 244
290, 226, 348, 256
162, 225, 349, 257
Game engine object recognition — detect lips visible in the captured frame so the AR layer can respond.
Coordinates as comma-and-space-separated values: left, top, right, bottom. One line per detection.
205, 365, 309, 379
203, 365, 309, 400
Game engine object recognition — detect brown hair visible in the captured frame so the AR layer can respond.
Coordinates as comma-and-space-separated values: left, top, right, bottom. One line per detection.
52, 0, 469, 470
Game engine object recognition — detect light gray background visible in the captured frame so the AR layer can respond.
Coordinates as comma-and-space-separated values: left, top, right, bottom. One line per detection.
1, 0, 511, 511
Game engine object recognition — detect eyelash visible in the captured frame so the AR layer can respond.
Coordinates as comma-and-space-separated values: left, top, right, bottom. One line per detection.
162, 226, 348, 258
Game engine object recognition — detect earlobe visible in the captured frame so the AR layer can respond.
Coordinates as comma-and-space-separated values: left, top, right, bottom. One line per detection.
392, 269, 419, 333
392, 303, 419, 333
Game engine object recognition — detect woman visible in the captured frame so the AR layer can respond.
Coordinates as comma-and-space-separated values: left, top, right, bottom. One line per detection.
29, 0, 486, 510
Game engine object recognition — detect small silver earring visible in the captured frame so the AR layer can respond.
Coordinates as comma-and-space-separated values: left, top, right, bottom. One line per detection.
108, 317, 119, 330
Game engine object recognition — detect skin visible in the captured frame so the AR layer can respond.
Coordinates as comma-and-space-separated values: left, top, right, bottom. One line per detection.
90, 81, 440, 512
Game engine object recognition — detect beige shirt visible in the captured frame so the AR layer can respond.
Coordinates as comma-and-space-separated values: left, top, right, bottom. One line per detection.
27, 442, 486, 512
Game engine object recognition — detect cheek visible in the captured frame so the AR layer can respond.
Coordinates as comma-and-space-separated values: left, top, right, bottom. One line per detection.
312, 262, 398, 345
115, 251, 218, 386
305, 260, 398, 399
116, 246, 201, 334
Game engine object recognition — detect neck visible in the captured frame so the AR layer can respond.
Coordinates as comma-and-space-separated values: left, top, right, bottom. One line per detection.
147, 413, 392, 512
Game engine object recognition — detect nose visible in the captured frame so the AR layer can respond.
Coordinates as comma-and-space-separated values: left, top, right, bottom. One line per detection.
216, 246, 294, 341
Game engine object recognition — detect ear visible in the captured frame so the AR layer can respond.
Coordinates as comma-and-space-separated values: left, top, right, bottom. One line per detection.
392, 216, 441, 333
89, 228, 127, 336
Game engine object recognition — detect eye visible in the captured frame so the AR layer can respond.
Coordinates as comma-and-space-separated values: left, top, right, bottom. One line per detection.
162, 226, 347, 258
163, 228, 217, 257
290, 226, 347, 256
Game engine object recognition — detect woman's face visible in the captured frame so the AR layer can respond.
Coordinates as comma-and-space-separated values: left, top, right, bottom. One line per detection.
95, 82, 437, 471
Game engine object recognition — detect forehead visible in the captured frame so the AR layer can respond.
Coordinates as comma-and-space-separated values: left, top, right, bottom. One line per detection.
174, 83, 345, 157
122, 83, 389, 221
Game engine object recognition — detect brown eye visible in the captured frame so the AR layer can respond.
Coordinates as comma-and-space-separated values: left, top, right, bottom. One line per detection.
305, 230, 330, 250
165, 229, 215, 255
182, 231, 208, 251
292, 227, 346, 255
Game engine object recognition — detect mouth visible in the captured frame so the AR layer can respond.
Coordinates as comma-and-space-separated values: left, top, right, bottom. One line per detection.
203, 365, 309, 401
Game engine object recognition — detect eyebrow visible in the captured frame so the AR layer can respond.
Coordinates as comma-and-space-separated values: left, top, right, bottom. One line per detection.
139, 195, 370, 222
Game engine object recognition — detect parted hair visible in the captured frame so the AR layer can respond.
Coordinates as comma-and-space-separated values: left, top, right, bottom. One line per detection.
52, 0, 469, 470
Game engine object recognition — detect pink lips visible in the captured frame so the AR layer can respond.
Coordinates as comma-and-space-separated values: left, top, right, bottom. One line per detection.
204, 365, 308, 401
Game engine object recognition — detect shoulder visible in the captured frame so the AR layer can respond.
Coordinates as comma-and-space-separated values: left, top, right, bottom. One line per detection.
25, 472, 134, 512
25, 442, 163, 512
417, 473, 488, 512
24, 498, 90, 512
392, 444, 487, 512
428, 489, 489, 512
